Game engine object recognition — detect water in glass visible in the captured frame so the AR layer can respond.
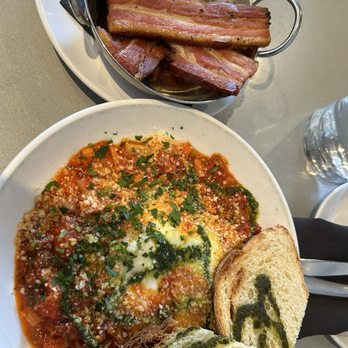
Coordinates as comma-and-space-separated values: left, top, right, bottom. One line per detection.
303, 96, 348, 184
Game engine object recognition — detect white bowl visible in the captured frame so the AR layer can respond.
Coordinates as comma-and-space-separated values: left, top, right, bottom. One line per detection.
0, 99, 295, 347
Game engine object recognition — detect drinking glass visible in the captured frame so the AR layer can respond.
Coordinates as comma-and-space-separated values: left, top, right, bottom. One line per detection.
303, 96, 348, 184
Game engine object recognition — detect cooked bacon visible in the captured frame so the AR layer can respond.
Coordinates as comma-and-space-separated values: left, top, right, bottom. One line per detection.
169, 44, 259, 96
107, 0, 271, 48
118, 40, 168, 80
97, 26, 127, 55
97, 27, 168, 80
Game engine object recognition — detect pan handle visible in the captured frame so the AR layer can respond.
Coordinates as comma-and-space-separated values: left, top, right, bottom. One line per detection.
253, 0, 302, 58
67, 0, 91, 27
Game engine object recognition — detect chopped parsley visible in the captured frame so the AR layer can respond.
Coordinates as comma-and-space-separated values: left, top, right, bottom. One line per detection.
52, 271, 74, 291
58, 229, 69, 239
43, 180, 60, 193
30, 240, 38, 248
211, 164, 219, 174
162, 141, 170, 149
150, 208, 158, 219
87, 182, 95, 190
136, 154, 154, 167
154, 187, 164, 198
105, 265, 118, 277
136, 177, 148, 187
88, 165, 98, 177
59, 207, 68, 215
97, 187, 113, 198
55, 247, 65, 254
182, 188, 201, 214
135, 135, 143, 140
94, 145, 109, 159
118, 172, 134, 188
169, 202, 181, 227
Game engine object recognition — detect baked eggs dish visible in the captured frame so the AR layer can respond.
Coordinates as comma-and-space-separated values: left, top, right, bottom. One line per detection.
15, 134, 260, 347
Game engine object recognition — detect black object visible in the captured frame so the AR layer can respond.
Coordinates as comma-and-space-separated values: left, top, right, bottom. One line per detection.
295, 218, 348, 338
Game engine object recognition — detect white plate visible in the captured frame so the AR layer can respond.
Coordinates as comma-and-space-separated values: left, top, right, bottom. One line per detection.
35, 0, 235, 116
315, 183, 348, 348
0, 99, 295, 347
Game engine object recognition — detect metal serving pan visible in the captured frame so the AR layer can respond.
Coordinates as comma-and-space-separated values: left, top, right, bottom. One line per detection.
68, 0, 302, 105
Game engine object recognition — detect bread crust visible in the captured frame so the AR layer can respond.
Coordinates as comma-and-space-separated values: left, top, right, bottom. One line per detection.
213, 225, 308, 347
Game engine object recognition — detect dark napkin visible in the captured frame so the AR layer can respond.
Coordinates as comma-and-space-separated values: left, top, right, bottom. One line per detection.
295, 218, 348, 338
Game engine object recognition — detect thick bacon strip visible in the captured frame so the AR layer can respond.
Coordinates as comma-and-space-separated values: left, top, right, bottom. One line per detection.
97, 27, 168, 80
107, 0, 271, 49
169, 44, 259, 96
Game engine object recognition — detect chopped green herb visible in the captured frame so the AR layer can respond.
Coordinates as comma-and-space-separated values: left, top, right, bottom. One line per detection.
52, 271, 74, 291
58, 229, 69, 239
50, 207, 59, 216
107, 139, 113, 144
59, 207, 68, 215
28, 259, 34, 268
136, 177, 148, 187
150, 208, 158, 218
97, 187, 113, 198
130, 202, 143, 215
94, 145, 109, 159
118, 172, 134, 188
149, 179, 161, 187
43, 180, 60, 193
105, 265, 118, 277
182, 188, 201, 214
88, 165, 98, 177
87, 182, 95, 190
169, 190, 176, 198
211, 164, 219, 174
149, 251, 156, 259
169, 202, 181, 227
154, 187, 164, 198
135, 135, 143, 140
162, 141, 170, 149
139, 190, 147, 202
161, 141, 170, 149
31, 240, 38, 248
136, 154, 154, 167
55, 247, 65, 254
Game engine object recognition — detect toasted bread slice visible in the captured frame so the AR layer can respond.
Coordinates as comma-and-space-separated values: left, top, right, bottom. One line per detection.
213, 225, 308, 348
